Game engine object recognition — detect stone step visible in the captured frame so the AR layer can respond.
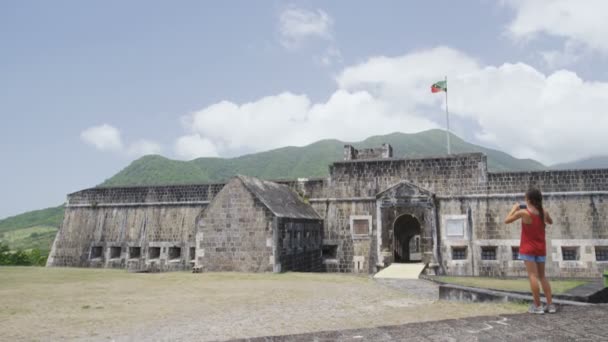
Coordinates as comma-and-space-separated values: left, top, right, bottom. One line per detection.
374, 263, 425, 279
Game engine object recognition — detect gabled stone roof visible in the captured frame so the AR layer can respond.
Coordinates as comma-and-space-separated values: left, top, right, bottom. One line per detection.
237, 175, 321, 220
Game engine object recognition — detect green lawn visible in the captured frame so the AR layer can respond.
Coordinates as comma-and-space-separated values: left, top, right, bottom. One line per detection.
435, 276, 589, 294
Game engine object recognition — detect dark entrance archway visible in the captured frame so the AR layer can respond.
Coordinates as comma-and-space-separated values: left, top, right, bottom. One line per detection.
393, 214, 422, 263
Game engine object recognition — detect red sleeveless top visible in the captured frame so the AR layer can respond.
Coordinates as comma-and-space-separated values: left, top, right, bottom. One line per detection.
520, 209, 546, 256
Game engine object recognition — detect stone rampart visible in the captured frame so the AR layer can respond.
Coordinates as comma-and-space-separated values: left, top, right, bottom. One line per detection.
47, 205, 200, 271
487, 169, 608, 194
328, 153, 488, 198
67, 183, 225, 206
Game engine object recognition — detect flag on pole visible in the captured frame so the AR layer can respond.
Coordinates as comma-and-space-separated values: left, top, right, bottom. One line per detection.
431, 80, 447, 93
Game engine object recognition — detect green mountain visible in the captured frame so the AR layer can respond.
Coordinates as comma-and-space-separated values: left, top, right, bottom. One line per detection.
101, 129, 546, 186
1, 129, 548, 253
0, 206, 64, 254
552, 156, 608, 170
0, 206, 64, 234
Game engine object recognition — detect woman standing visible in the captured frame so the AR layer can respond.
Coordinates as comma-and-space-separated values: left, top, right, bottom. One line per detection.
504, 188, 556, 314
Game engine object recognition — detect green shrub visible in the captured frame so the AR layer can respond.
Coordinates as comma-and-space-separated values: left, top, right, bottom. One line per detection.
0, 243, 48, 266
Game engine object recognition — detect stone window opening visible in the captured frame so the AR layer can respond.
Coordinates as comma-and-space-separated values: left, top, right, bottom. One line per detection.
350, 215, 372, 238
129, 247, 141, 259
511, 247, 520, 261
562, 247, 580, 261
148, 247, 161, 260
596, 246, 608, 261
322, 245, 338, 260
481, 246, 497, 260
189, 247, 196, 261
169, 247, 181, 260
109, 246, 121, 259
452, 246, 467, 260
90, 246, 103, 259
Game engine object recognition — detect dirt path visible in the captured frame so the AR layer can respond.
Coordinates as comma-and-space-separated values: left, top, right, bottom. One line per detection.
0, 267, 525, 341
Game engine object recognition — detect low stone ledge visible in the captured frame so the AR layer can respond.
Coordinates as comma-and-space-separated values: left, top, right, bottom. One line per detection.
439, 283, 592, 306
423, 275, 608, 304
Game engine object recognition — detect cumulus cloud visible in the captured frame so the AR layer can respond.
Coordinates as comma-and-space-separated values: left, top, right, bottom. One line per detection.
539, 41, 584, 69
175, 134, 219, 160
80, 124, 123, 151
279, 6, 333, 49
176, 46, 608, 165
506, 0, 608, 54
278, 6, 342, 67
175, 90, 437, 159
81, 124, 161, 158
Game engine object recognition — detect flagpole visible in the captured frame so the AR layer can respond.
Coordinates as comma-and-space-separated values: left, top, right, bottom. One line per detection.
445, 75, 451, 154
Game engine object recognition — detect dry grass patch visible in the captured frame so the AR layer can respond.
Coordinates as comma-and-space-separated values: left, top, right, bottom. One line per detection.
1, 267, 526, 341
435, 276, 589, 294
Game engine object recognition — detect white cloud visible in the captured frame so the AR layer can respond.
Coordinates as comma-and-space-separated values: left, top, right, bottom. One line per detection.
177, 46, 608, 165
81, 124, 161, 158
175, 134, 219, 160
279, 6, 333, 49
80, 124, 123, 151
540, 45, 583, 70
175, 90, 436, 159
506, 0, 608, 54
127, 140, 162, 157
315, 46, 343, 66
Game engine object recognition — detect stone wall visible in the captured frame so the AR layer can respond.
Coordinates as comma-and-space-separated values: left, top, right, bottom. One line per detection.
327, 153, 488, 198
309, 199, 377, 273
436, 194, 608, 277
487, 169, 608, 193
67, 184, 225, 205
343, 144, 393, 161
47, 205, 201, 271
276, 218, 324, 272
196, 178, 274, 272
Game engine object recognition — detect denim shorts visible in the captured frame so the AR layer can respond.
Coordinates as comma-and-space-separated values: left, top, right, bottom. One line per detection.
518, 253, 546, 262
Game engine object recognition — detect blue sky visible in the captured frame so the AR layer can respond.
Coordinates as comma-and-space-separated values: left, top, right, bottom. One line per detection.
2, 0, 608, 218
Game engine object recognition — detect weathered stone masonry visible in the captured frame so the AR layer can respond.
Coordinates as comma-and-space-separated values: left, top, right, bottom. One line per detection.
48, 145, 608, 277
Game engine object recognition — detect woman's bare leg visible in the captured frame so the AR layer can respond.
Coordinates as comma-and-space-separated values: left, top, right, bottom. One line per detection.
537, 262, 553, 305
524, 260, 541, 307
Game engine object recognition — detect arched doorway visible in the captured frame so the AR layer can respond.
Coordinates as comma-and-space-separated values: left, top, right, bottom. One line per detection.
393, 214, 422, 263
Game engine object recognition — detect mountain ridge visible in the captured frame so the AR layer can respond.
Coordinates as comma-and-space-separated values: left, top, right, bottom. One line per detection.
100, 129, 546, 187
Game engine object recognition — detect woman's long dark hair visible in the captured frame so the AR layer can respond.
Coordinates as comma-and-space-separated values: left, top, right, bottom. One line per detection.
526, 188, 545, 224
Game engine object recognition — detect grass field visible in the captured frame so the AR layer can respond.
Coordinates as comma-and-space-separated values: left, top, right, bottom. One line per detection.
0, 267, 526, 341
435, 276, 589, 294
0, 225, 57, 252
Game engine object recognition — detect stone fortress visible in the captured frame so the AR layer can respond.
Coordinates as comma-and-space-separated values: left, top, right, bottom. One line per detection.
48, 144, 608, 277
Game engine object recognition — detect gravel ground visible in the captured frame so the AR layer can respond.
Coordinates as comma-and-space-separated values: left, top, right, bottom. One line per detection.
0, 267, 525, 341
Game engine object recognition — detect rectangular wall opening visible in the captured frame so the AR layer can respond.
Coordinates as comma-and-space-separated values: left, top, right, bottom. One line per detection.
322, 245, 338, 259
596, 246, 608, 261
148, 247, 161, 259
481, 246, 497, 260
109, 246, 121, 259
352, 219, 370, 235
169, 247, 181, 260
129, 247, 141, 259
511, 247, 520, 261
451, 246, 467, 260
90, 246, 103, 259
562, 246, 579, 261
